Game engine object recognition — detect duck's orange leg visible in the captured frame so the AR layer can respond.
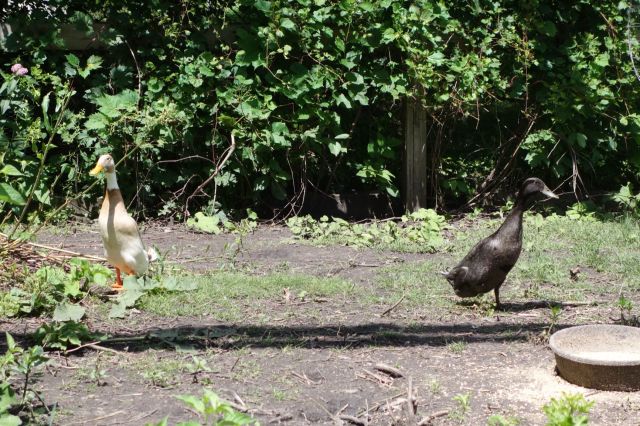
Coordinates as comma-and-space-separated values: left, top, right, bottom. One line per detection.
112, 267, 124, 291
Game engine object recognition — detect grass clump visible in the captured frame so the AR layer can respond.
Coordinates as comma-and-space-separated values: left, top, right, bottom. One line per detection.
139, 271, 355, 319
286, 209, 446, 252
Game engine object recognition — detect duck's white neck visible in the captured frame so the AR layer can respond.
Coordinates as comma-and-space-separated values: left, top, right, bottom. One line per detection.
105, 171, 119, 190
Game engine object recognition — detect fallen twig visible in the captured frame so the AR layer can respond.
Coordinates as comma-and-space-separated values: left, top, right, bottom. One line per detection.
417, 410, 449, 425
291, 371, 322, 385
114, 409, 158, 424
381, 294, 405, 317
357, 369, 394, 386
339, 414, 366, 425
374, 363, 404, 378
66, 410, 126, 425
22, 240, 106, 262
406, 376, 416, 415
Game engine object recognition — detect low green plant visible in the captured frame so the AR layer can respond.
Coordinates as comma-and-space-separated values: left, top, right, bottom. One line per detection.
611, 183, 640, 216
187, 209, 258, 235
109, 275, 198, 318
542, 393, 594, 426
0, 258, 111, 318
447, 341, 467, 354
286, 208, 446, 252
616, 294, 638, 326
449, 392, 471, 423
564, 202, 598, 221
487, 414, 520, 426
33, 321, 101, 352
186, 356, 213, 384
1, 333, 49, 425
149, 389, 257, 426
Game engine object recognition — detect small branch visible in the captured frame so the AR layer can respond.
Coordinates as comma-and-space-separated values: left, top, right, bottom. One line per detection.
381, 294, 405, 317
64, 342, 123, 355
185, 133, 237, 216
417, 410, 450, 425
6, 237, 106, 262
9, 91, 73, 239
125, 39, 143, 105
374, 363, 404, 378
339, 414, 365, 425
66, 410, 126, 425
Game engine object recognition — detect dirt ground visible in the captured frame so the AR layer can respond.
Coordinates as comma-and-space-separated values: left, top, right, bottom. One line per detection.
3, 223, 640, 425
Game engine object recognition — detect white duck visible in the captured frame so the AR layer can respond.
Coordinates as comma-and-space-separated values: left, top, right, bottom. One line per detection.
90, 154, 153, 290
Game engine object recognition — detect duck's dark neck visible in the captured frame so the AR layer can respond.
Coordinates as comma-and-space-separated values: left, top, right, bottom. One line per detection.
498, 194, 530, 235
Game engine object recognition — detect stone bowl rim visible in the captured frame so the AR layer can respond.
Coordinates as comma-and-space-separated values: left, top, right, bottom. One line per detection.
549, 324, 640, 367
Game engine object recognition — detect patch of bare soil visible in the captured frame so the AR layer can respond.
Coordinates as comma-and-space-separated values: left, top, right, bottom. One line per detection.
3, 223, 639, 425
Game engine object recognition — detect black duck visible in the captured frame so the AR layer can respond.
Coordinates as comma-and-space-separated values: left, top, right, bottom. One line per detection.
444, 178, 558, 310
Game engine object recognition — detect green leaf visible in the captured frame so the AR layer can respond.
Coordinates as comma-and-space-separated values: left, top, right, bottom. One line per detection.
335, 93, 351, 108
176, 395, 206, 413
0, 165, 22, 176
65, 53, 80, 68
334, 133, 349, 140
0, 183, 26, 206
328, 141, 345, 156
53, 303, 86, 322
161, 276, 198, 291
254, 0, 271, 13
280, 18, 295, 30
0, 414, 22, 426
573, 132, 587, 148
186, 212, 223, 234
595, 53, 609, 67
86, 55, 103, 71
85, 113, 108, 130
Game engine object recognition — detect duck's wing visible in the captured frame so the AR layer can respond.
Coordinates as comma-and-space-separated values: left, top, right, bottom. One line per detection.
113, 212, 149, 273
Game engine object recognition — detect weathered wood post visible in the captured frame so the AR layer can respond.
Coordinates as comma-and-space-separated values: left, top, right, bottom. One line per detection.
403, 97, 428, 212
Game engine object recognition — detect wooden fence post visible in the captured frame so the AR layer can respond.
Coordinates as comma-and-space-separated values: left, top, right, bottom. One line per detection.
403, 98, 428, 212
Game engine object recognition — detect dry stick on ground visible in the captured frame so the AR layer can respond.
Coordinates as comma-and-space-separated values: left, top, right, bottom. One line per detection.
358, 369, 394, 386
339, 414, 366, 426
357, 392, 405, 416
405, 376, 417, 416
184, 133, 237, 217
5, 237, 107, 262
66, 411, 126, 425
374, 363, 404, 378
417, 410, 449, 425
64, 341, 124, 355
381, 293, 405, 317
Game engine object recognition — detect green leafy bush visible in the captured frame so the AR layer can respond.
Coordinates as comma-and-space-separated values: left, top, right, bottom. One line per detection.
543, 393, 594, 426
286, 208, 446, 252
149, 389, 257, 426
0, 258, 111, 318
1, 1, 638, 216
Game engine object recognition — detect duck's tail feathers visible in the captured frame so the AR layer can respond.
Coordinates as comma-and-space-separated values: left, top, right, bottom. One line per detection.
147, 247, 159, 262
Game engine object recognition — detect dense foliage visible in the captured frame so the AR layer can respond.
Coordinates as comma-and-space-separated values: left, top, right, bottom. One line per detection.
1, 0, 639, 219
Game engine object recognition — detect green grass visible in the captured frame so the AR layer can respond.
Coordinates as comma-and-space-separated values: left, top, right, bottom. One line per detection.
370, 213, 640, 309
139, 271, 355, 319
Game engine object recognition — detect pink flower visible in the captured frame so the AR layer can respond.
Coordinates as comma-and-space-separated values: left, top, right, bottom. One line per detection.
11, 64, 28, 76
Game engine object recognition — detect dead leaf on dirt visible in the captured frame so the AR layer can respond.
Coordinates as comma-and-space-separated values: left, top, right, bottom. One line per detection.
570, 266, 580, 281
283, 287, 292, 303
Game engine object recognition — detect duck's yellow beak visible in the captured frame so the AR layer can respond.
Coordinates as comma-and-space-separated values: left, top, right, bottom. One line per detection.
89, 163, 104, 176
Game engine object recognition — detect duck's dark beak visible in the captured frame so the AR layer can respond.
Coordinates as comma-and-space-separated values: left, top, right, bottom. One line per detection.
541, 186, 559, 199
